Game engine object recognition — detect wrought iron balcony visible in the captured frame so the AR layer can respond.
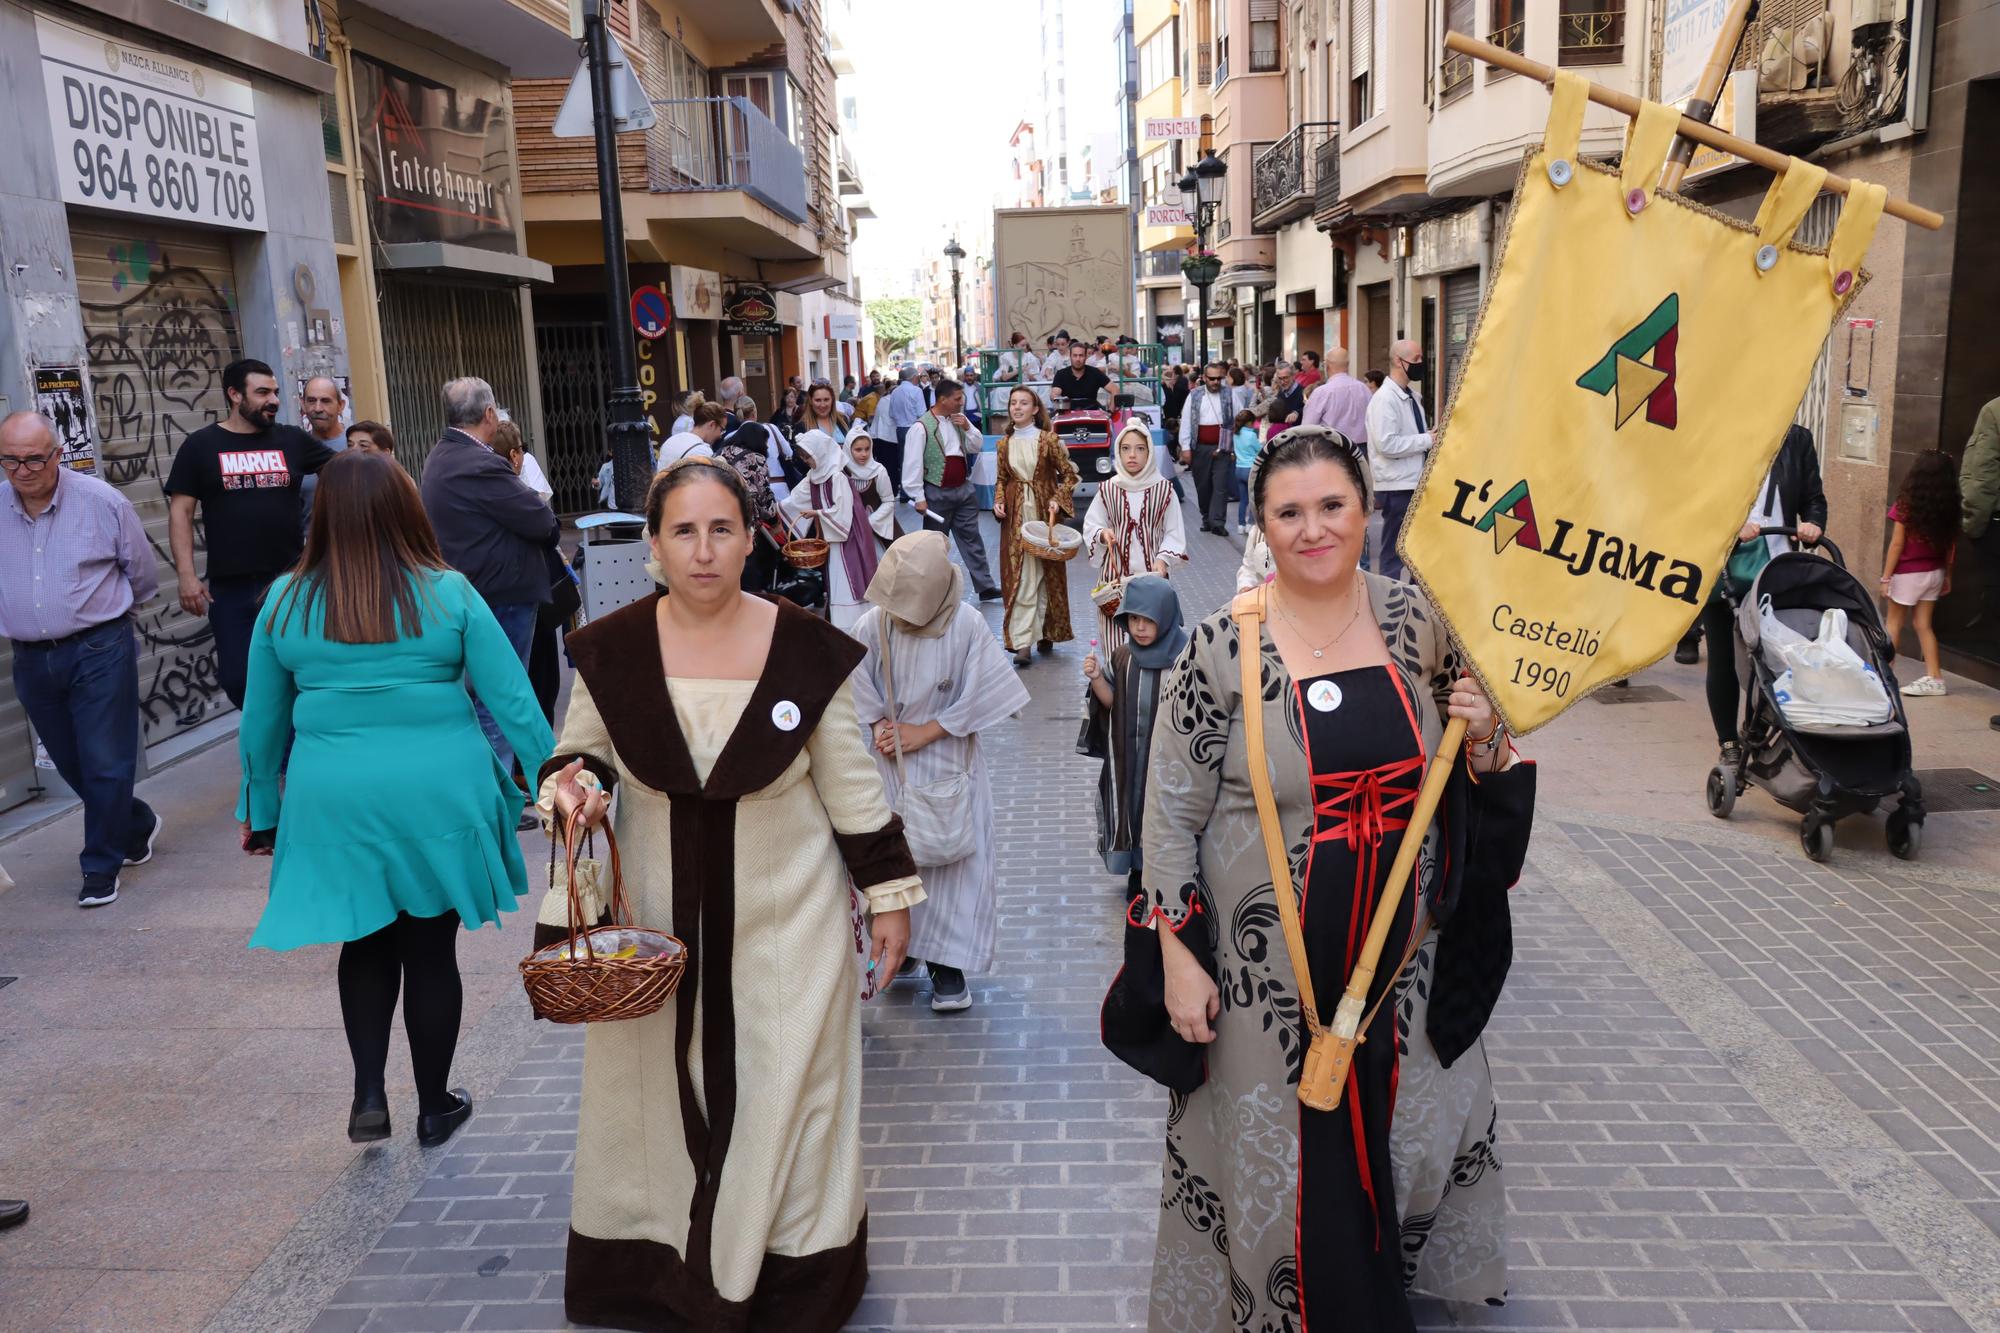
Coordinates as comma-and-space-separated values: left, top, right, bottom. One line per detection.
1486, 19, 1524, 78
1559, 2, 1625, 67
1188, 40, 1212, 88
1312, 133, 1343, 222
1438, 49, 1474, 103
1252, 122, 1337, 232
647, 96, 808, 225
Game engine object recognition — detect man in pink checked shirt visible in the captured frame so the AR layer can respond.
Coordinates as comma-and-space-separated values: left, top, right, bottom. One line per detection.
1299, 346, 1372, 443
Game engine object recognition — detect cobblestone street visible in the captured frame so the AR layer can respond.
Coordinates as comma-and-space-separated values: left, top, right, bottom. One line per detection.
5, 501, 2000, 1332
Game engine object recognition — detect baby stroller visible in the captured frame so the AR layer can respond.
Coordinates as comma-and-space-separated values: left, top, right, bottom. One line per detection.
1705, 526, 1925, 862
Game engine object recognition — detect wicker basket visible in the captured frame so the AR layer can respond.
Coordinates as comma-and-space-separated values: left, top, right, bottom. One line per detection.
783, 536, 830, 568
1091, 579, 1124, 617
1021, 518, 1083, 563
521, 809, 686, 1025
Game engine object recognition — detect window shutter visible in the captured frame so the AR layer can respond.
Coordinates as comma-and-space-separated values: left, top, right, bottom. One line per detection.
1251, 0, 1281, 18
1350, 0, 1372, 77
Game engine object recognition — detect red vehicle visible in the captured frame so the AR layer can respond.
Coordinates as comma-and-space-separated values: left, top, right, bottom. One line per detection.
1050, 403, 1115, 486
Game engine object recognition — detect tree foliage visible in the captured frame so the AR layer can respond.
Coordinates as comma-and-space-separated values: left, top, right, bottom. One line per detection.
867, 297, 923, 361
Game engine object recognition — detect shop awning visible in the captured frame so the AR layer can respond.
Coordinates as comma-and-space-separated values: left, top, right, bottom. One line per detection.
377, 243, 553, 286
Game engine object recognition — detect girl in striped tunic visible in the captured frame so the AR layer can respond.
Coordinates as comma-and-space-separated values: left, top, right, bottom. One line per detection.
1083, 422, 1188, 650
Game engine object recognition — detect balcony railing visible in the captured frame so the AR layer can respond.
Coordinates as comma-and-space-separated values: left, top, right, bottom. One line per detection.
1252, 122, 1337, 231
646, 96, 808, 225
1189, 40, 1212, 87
1438, 49, 1474, 102
1312, 133, 1343, 221
1250, 36, 1280, 72
1559, 3, 1625, 66
1486, 19, 1524, 78
1213, 35, 1228, 86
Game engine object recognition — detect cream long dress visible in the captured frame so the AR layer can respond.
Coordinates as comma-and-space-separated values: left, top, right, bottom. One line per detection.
532, 595, 922, 1333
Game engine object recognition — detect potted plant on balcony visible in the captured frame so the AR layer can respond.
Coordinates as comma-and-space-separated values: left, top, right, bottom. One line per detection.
1180, 248, 1222, 286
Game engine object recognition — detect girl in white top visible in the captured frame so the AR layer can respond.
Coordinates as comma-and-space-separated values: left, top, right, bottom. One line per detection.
1082, 421, 1187, 649
846, 432, 899, 550
781, 430, 876, 629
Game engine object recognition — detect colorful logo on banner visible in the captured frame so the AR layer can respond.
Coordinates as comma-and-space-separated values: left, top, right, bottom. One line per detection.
1397, 73, 1886, 734
1576, 293, 1680, 430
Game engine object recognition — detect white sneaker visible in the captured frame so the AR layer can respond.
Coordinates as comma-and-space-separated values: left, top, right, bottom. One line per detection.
1899, 675, 1946, 697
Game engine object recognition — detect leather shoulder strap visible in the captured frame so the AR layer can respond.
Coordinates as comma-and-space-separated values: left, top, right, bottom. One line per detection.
1234, 587, 1324, 1040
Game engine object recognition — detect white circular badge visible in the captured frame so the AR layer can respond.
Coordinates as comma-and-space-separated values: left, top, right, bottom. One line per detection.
771, 700, 801, 732
1306, 680, 1343, 713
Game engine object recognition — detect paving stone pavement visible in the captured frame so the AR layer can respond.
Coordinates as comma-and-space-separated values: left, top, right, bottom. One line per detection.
264, 499, 2000, 1333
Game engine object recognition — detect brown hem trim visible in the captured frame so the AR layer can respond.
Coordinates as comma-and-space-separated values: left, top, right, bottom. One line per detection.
833, 817, 917, 888
563, 1216, 867, 1333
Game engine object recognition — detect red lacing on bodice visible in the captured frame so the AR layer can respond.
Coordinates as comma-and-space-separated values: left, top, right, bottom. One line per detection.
1306, 751, 1423, 1251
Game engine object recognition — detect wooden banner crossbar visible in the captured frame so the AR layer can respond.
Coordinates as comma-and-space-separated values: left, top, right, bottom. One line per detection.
1442, 31, 1943, 230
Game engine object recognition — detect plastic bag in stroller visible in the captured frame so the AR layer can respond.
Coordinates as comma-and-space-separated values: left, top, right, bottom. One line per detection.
1706, 528, 1925, 862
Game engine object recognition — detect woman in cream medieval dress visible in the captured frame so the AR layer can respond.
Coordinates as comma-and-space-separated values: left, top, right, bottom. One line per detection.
1140, 428, 1534, 1333
539, 457, 922, 1333
992, 386, 1081, 666
1082, 421, 1187, 651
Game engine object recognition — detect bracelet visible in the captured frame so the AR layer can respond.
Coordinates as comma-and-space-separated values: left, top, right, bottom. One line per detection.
1465, 721, 1501, 748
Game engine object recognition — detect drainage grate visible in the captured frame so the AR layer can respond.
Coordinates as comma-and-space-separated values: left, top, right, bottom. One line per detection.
1913, 769, 2000, 814
1595, 684, 1682, 704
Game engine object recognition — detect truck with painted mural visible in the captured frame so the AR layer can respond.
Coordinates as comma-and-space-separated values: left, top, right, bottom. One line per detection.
988, 205, 1145, 484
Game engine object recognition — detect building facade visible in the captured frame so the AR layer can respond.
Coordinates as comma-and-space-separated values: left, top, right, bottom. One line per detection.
319, 0, 565, 475
1235, 0, 1990, 682
517, 0, 871, 507
0, 0, 352, 808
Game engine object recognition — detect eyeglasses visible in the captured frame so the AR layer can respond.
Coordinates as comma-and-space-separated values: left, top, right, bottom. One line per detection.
0, 452, 57, 474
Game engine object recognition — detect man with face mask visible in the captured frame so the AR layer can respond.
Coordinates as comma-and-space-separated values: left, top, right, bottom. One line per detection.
1363, 339, 1434, 582
165, 358, 336, 709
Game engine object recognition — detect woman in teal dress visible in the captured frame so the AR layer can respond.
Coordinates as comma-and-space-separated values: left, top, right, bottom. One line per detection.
237, 451, 553, 1147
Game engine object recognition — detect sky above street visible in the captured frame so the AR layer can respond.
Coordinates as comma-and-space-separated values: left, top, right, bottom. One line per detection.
846, 0, 1122, 295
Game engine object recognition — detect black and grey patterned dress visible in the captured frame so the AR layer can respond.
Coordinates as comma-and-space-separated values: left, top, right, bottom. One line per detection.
1140, 577, 1508, 1332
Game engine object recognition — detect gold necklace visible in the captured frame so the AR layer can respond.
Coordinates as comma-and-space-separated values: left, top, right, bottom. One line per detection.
1275, 580, 1365, 659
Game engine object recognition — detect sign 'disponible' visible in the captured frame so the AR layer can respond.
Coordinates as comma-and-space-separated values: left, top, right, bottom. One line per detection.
36, 14, 268, 232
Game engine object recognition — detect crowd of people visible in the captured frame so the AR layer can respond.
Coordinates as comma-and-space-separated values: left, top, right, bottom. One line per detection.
0, 325, 1993, 1327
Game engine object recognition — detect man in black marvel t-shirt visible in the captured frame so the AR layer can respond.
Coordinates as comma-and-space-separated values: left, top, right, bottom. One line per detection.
166, 358, 335, 711
1049, 340, 1111, 411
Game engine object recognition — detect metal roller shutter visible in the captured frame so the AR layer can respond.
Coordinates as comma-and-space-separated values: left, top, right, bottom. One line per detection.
73, 217, 245, 749
1442, 268, 1480, 414
378, 278, 534, 482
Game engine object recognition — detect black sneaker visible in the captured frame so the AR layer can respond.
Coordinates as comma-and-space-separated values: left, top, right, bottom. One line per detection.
79, 874, 119, 909
1718, 741, 1744, 769
893, 957, 926, 988
929, 964, 972, 1012
977, 588, 1003, 603
1674, 641, 1701, 666
123, 807, 163, 866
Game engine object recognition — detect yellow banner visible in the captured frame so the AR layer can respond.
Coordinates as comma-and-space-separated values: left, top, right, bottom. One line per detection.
1401, 74, 1885, 735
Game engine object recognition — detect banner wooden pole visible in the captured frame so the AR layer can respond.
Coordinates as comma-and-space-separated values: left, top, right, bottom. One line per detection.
1312, 715, 1468, 1105
1442, 31, 1943, 230
1658, 0, 1759, 192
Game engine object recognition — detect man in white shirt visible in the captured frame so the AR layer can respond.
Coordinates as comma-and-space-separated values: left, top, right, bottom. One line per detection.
881, 367, 929, 499
1363, 339, 1434, 581
1177, 361, 1235, 535
902, 380, 1000, 600
657, 400, 728, 469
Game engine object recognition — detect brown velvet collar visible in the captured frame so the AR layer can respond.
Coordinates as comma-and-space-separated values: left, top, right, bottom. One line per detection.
566, 593, 866, 800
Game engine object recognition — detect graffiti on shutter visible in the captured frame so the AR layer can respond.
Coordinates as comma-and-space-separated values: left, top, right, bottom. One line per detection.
74, 219, 243, 747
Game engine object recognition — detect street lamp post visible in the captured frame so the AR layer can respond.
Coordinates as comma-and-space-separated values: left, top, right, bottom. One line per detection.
944, 238, 967, 371
1180, 151, 1228, 368
582, 0, 652, 513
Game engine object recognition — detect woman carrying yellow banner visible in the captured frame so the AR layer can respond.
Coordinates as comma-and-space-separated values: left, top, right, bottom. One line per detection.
1137, 429, 1535, 1331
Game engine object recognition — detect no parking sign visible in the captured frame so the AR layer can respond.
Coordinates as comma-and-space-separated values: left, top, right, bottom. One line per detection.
631, 285, 671, 340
